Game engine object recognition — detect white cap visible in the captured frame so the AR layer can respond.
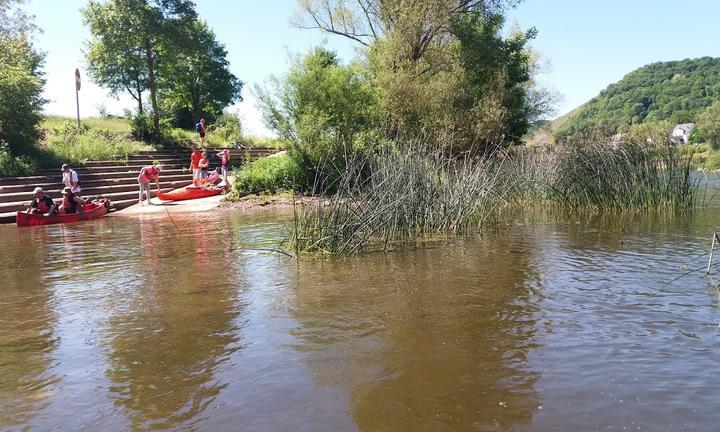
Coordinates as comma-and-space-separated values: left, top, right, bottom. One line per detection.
33, 187, 43, 194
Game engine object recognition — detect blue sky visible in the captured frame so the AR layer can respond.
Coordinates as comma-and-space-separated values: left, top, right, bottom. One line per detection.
22, 0, 720, 136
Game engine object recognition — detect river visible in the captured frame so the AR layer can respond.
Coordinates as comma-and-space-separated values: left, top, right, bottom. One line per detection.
1, 206, 719, 431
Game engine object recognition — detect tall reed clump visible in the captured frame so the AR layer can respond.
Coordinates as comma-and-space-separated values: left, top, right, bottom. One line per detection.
286, 141, 513, 255
509, 134, 699, 209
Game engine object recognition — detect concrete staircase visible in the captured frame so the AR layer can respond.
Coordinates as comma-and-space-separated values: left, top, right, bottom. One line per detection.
0, 147, 279, 224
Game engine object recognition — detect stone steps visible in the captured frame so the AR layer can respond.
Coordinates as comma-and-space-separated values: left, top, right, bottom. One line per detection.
0, 146, 279, 224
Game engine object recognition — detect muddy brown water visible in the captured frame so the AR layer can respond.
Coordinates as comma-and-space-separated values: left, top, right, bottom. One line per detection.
1, 207, 720, 431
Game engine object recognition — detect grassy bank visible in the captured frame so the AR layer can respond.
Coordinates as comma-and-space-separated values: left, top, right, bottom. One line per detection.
0, 116, 285, 177
42, 116, 152, 164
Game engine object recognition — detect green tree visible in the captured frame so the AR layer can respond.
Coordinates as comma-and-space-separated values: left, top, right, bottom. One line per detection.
293, 0, 545, 149
695, 101, 720, 149
0, 0, 45, 156
84, 0, 148, 114
84, 0, 197, 138
158, 20, 243, 127
256, 47, 380, 180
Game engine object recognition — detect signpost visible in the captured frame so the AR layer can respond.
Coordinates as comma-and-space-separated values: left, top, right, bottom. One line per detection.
75, 68, 81, 130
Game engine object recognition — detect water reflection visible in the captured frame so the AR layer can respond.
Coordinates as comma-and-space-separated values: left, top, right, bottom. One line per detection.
289, 231, 544, 431
0, 227, 59, 428
103, 216, 245, 430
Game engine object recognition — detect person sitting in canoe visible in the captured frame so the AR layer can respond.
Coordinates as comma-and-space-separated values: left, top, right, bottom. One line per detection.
58, 187, 85, 214
27, 187, 58, 215
138, 164, 162, 206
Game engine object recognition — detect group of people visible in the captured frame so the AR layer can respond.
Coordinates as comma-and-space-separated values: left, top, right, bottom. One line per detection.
26, 164, 85, 215
26, 119, 232, 212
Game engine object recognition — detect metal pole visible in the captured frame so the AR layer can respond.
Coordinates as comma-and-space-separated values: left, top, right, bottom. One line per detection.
75, 88, 80, 130
707, 231, 717, 274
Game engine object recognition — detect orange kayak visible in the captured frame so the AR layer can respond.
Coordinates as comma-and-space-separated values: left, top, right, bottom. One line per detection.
16, 199, 110, 227
157, 186, 221, 202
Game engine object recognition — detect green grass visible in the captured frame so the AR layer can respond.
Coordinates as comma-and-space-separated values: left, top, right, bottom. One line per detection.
41, 117, 151, 164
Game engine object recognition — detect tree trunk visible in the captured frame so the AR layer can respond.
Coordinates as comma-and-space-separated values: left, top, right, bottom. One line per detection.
137, 87, 143, 114
144, 39, 160, 139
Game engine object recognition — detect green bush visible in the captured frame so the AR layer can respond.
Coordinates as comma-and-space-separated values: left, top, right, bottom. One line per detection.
231, 153, 306, 195
129, 112, 154, 141
0, 145, 36, 176
0, 34, 45, 156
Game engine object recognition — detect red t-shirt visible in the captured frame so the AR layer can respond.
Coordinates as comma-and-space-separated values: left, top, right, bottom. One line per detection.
190, 150, 202, 169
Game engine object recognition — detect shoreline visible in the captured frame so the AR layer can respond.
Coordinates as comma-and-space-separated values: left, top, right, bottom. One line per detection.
219, 193, 320, 210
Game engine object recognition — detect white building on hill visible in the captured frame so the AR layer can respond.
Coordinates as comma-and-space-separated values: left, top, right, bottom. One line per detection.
671, 123, 695, 145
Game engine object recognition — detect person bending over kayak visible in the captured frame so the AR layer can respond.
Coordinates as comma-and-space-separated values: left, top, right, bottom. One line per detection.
58, 187, 85, 214
138, 164, 162, 205
27, 187, 58, 215
189, 145, 202, 187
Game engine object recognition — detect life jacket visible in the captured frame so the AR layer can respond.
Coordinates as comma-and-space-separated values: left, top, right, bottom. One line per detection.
139, 166, 159, 182
221, 151, 230, 167
62, 193, 78, 213
36, 195, 52, 213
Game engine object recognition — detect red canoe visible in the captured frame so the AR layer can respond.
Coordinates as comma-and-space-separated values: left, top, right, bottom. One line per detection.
16, 199, 110, 227
157, 186, 221, 202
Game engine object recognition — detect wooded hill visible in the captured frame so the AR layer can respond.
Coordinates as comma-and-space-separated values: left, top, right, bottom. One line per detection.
553, 57, 720, 141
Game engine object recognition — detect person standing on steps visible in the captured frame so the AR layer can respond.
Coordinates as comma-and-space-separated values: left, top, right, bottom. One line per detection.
189, 145, 202, 187
195, 118, 206, 147
137, 164, 162, 206
61, 164, 81, 195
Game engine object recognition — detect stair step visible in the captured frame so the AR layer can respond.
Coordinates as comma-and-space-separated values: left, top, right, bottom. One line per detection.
0, 174, 193, 194
0, 168, 193, 186
0, 184, 191, 214
0, 178, 193, 203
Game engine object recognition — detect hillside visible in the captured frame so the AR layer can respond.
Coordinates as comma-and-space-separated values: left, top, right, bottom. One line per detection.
555, 57, 720, 140
525, 107, 580, 147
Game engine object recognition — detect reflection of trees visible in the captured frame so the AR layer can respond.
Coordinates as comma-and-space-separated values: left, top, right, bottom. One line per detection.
289, 232, 544, 431
0, 228, 59, 427
104, 218, 242, 430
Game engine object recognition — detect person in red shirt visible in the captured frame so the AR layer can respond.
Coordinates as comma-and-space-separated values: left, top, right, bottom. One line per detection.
138, 164, 162, 205
189, 145, 202, 187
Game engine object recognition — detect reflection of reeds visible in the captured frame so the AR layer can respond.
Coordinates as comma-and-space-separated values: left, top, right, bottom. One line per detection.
286, 134, 699, 255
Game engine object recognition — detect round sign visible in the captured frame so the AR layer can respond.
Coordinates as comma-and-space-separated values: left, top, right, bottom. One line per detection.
75, 68, 81, 91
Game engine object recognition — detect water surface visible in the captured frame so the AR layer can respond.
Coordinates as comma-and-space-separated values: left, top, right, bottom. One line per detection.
1, 207, 720, 431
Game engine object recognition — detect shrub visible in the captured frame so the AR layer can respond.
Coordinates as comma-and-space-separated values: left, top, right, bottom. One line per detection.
205, 113, 242, 147
129, 112, 154, 141
231, 153, 306, 195
0, 34, 45, 156
0, 144, 36, 176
